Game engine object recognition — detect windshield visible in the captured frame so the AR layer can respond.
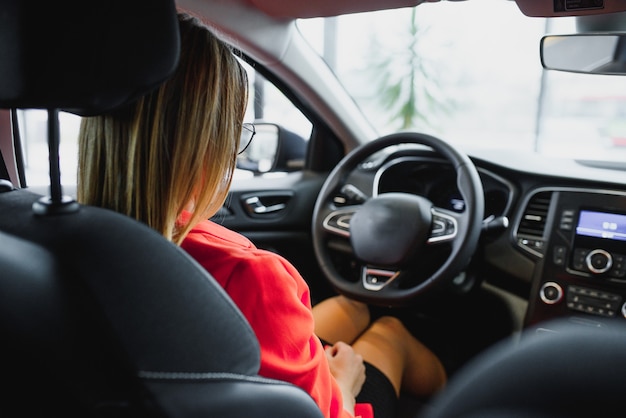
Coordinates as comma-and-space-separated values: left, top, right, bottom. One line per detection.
297, 0, 626, 162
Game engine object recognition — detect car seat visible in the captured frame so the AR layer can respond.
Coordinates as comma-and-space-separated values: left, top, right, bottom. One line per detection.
421, 318, 626, 418
0, 0, 323, 416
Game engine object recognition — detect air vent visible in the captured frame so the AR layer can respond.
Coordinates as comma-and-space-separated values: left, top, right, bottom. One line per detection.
516, 190, 554, 258
518, 191, 553, 238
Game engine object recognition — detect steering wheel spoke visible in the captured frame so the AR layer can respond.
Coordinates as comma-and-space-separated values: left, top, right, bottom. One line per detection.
428, 207, 460, 244
322, 206, 359, 238
361, 266, 400, 291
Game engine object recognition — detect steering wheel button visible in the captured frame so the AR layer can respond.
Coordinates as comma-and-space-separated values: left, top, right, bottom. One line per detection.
431, 219, 445, 236
362, 268, 399, 291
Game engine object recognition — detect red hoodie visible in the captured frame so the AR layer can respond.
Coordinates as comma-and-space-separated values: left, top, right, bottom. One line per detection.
179, 212, 373, 418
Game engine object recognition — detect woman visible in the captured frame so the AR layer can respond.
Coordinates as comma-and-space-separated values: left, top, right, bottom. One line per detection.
78, 12, 446, 418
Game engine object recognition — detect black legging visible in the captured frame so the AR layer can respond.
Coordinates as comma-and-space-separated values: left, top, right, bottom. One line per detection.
357, 361, 398, 418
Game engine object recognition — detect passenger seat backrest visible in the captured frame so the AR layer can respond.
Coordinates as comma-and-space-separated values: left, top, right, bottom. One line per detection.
0, 189, 322, 417
0, 1, 323, 416
422, 319, 626, 418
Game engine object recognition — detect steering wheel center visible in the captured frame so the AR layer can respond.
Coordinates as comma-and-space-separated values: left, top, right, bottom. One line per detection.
350, 193, 432, 267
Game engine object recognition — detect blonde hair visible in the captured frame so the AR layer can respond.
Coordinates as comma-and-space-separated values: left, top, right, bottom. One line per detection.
78, 13, 248, 244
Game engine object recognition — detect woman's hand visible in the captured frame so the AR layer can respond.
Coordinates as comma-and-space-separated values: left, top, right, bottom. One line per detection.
325, 341, 366, 414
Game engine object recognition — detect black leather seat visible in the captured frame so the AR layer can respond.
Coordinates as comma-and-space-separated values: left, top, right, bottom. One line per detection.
421, 318, 626, 418
0, 1, 323, 416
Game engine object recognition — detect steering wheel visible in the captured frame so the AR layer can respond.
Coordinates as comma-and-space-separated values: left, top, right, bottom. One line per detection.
312, 132, 484, 306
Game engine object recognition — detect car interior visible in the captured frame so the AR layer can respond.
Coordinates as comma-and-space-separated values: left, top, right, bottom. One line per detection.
0, 1, 323, 417
4, 0, 626, 417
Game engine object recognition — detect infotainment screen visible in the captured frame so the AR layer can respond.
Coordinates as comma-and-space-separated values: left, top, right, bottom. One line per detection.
576, 210, 626, 241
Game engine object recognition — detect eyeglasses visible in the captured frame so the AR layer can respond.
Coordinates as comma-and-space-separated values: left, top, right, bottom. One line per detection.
238, 123, 255, 155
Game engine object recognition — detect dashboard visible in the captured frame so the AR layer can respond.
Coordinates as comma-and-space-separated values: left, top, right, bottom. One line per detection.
525, 188, 626, 326
341, 146, 626, 327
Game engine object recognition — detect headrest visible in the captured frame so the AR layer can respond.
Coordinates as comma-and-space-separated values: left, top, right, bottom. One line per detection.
0, 0, 180, 116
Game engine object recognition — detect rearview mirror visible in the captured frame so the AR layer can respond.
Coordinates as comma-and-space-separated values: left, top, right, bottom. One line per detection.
541, 33, 626, 74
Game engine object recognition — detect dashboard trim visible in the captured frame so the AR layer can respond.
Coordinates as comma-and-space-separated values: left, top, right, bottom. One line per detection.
513, 186, 626, 259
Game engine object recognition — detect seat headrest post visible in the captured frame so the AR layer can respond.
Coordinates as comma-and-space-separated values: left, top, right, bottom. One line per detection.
31, 108, 78, 216
47, 109, 61, 202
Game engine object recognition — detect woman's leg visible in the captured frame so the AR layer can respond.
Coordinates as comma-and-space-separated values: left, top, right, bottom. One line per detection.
352, 316, 447, 398
313, 296, 446, 397
313, 295, 371, 344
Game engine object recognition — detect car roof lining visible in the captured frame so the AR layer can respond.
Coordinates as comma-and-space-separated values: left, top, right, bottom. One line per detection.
245, 0, 424, 18
226, 0, 626, 19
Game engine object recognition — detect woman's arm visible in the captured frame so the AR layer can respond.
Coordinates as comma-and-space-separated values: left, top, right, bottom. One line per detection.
325, 342, 366, 415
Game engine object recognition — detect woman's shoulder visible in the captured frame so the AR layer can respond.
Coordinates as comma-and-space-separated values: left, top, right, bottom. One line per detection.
187, 218, 254, 248
182, 219, 305, 288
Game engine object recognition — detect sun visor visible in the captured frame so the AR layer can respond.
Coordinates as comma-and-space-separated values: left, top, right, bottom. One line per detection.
0, 0, 179, 116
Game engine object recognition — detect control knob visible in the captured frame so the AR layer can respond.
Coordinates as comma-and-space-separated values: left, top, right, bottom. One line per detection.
585, 249, 612, 274
540, 282, 563, 305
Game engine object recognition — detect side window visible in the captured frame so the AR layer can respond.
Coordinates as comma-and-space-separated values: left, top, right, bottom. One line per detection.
18, 109, 81, 189
237, 62, 312, 180
19, 64, 311, 188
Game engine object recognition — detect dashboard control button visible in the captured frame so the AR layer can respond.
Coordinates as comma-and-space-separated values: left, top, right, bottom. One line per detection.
572, 248, 589, 271
540, 282, 563, 305
585, 249, 612, 274
559, 209, 575, 231
552, 245, 566, 266
567, 285, 622, 317
609, 254, 626, 278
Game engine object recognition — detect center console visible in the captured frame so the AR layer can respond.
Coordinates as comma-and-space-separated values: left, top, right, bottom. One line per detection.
525, 188, 626, 326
